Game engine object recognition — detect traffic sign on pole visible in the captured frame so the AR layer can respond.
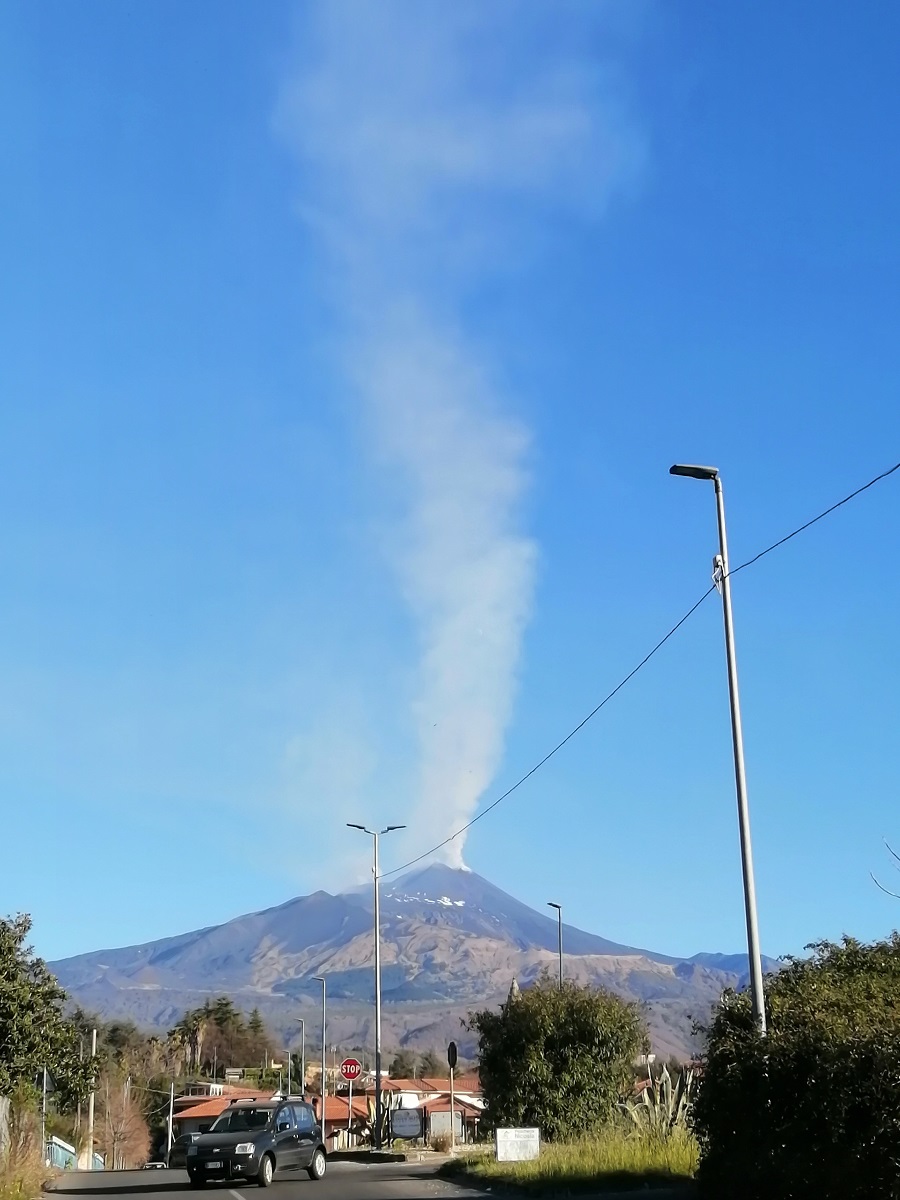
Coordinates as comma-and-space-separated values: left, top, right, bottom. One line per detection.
340, 1058, 362, 1081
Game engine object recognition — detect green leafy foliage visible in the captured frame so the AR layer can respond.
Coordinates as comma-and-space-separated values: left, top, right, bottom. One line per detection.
467, 972, 647, 1140
167, 996, 274, 1075
388, 1049, 418, 1079
623, 1064, 695, 1139
0, 914, 93, 1103
693, 934, 900, 1200
417, 1048, 445, 1077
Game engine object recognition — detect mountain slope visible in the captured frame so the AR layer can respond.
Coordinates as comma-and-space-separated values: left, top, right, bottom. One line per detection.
50, 864, 773, 1058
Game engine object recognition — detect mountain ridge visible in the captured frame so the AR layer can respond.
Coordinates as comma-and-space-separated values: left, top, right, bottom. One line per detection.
50, 864, 776, 1059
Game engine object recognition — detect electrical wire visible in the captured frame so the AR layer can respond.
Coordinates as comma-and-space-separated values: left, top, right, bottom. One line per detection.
727, 459, 900, 579
381, 457, 900, 880
381, 585, 717, 877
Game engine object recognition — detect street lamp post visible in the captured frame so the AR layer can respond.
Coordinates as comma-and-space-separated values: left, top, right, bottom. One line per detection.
547, 902, 563, 989
670, 463, 767, 1034
347, 823, 406, 1149
291, 1018, 305, 1097
313, 979, 326, 1124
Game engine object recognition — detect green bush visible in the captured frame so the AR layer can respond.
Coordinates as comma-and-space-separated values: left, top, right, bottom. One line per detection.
693, 934, 900, 1200
467, 973, 647, 1141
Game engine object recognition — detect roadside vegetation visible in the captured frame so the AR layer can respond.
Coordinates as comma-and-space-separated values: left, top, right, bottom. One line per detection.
0, 911, 293, 1179
459, 972, 697, 1192
694, 934, 900, 1200
448, 1130, 696, 1193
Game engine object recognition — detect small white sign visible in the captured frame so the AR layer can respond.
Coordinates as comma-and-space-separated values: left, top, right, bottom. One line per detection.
495, 1127, 540, 1162
391, 1108, 423, 1139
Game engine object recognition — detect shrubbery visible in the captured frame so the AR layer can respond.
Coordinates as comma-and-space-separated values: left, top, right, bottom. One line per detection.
693, 934, 900, 1200
467, 973, 646, 1140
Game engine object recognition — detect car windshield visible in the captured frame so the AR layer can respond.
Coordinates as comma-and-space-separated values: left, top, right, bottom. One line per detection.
209, 1107, 274, 1133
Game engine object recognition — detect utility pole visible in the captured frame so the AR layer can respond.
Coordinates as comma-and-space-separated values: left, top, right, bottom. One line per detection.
167, 1082, 175, 1157
347, 823, 405, 1149
86, 1028, 97, 1170
547, 902, 563, 989
41, 1067, 48, 1163
670, 463, 767, 1034
76, 1038, 83, 1143
313, 977, 326, 1126
448, 1041, 458, 1153
295, 1018, 306, 1096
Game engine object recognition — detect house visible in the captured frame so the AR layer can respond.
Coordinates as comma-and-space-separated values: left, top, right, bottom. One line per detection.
421, 1094, 483, 1144
350, 1073, 483, 1146
312, 1096, 370, 1150
172, 1089, 277, 1137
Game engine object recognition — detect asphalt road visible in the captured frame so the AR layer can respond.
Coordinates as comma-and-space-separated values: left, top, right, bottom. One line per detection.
47, 1164, 492, 1200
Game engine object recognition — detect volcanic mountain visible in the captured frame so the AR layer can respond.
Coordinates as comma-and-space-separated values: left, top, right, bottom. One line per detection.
50, 864, 775, 1059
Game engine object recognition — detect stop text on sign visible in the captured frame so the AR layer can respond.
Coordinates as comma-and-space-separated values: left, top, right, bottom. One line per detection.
340, 1058, 362, 1081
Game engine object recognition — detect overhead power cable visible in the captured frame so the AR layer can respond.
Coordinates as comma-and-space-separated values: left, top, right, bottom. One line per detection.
381, 457, 900, 880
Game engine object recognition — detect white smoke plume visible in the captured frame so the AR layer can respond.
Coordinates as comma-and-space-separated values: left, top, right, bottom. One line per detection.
277, 1, 643, 866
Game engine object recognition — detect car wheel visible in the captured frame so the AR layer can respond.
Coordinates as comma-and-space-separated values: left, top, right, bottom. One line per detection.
257, 1154, 275, 1188
306, 1148, 326, 1181
188, 1175, 206, 1189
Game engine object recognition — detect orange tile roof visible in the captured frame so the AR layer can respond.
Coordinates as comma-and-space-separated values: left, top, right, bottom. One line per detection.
174, 1091, 277, 1123
174, 1086, 263, 1107
173, 1098, 232, 1122
421, 1075, 481, 1093
423, 1096, 482, 1115
314, 1097, 369, 1122
379, 1078, 436, 1092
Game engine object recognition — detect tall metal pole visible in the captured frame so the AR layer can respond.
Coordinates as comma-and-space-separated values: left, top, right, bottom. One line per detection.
548, 903, 563, 989
313, 978, 326, 1129
167, 1082, 174, 1156
372, 832, 383, 1150
556, 907, 564, 984
301, 1022, 306, 1097
41, 1067, 47, 1162
713, 474, 767, 1035
86, 1028, 97, 1170
669, 464, 767, 1035
347, 823, 405, 1150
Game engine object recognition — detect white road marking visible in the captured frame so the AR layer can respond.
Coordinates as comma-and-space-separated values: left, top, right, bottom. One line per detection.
229, 1189, 246, 1200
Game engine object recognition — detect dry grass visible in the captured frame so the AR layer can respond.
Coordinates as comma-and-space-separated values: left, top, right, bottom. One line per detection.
0, 1154, 53, 1200
447, 1130, 698, 1194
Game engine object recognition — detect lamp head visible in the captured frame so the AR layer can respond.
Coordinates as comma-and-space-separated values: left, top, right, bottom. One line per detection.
669, 463, 719, 481
547, 901, 561, 911
382, 824, 406, 834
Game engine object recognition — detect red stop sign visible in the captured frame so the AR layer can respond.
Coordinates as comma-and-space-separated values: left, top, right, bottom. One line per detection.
340, 1058, 362, 1081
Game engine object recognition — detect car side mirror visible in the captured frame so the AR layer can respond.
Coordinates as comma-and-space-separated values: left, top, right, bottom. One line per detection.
277, 1121, 291, 1132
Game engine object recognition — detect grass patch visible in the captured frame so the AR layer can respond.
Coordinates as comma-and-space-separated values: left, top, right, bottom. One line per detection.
443, 1130, 697, 1194
0, 1156, 52, 1200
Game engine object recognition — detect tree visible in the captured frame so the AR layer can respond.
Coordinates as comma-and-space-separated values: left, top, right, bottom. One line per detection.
467, 972, 647, 1140
694, 934, 900, 1200
247, 1009, 269, 1065
388, 1050, 418, 1079
0, 914, 93, 1102
417, 1049, 444, 1077
95, 1069, 150, 1169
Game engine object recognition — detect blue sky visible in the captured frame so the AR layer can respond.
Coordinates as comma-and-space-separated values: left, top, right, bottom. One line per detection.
1, 1, 898, 965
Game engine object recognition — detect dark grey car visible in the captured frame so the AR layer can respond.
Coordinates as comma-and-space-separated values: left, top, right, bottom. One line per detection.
186, 1099, 326, 1188
167, 1133, 201, 1169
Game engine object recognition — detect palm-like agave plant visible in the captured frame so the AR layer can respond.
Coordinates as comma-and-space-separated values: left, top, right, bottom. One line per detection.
623, 1065, 695, 1138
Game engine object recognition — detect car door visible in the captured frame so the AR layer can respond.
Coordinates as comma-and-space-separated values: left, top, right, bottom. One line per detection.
273, 1104, 300, 1170
291, 1104, 317, 1167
